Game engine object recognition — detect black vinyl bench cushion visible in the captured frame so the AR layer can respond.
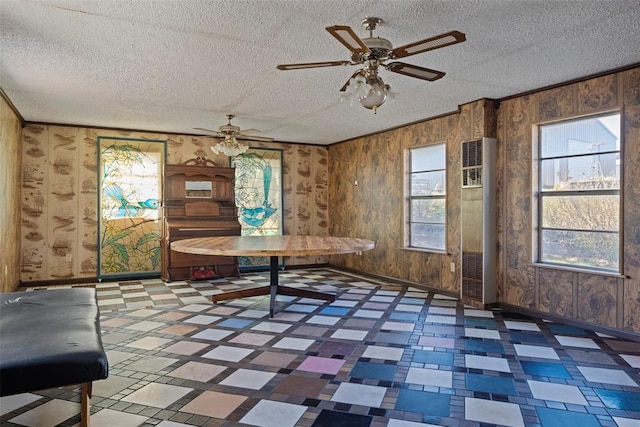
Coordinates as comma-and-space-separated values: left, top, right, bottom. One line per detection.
0, 288, 109, 396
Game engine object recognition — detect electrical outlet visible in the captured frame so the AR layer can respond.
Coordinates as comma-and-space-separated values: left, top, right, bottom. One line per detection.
66, 254, 72, 262
450, 262, 455, 272
4, 265, 7, 275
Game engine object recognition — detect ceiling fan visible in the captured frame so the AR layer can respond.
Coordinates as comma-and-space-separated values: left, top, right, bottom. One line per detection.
194, 114, 273, 156
194, 114, 273, 142
277, 17, 465, 112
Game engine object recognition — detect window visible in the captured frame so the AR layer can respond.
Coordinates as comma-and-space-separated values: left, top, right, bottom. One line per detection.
408, 144, 446, 251
537, 112, 621, 272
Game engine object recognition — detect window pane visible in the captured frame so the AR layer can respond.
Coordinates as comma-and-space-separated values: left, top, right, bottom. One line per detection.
411, 223, 445, 250
412, 144, 445, 171
540, 114, 619, 158
541, 194, 619, 231
412, 198, 446, 223
541, 229, 618, 270
411, 171, 446, 196
540, 153, 620, 190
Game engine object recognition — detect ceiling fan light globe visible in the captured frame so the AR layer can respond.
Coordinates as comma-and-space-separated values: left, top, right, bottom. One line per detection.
359, 81, 388, 110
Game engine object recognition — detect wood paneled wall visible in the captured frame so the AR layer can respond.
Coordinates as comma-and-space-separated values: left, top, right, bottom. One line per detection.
0, 96, 23, 292
497, 68, 640, 333
19, 125, 328, 283
328, 67, 640, 334
328, 99, 494, 293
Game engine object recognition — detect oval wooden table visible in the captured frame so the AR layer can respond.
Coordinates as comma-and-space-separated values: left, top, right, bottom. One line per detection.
171, 235, 375, 317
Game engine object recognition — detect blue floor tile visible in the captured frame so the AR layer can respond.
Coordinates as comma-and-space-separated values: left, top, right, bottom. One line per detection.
466, 373, 517, 395
395, 389, 450, 417
465, 339, 505, 354
320, 306, 351, 316
536, 407, 601, 427
546, 323, 589, 336
520, 360, 571, 379
350, 361, 396, 381
595, 388, 640, 411
509, 331, 549, 344
413, 349, 454, 365
217, 318, 254, 328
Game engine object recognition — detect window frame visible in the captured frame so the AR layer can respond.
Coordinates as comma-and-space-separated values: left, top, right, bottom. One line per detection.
407, 143, 447, 252
534, 111, 622, 273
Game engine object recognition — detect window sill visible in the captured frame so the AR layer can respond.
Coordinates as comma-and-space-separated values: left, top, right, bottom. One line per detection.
400, 247, 449, 256
531, 262, 628, 279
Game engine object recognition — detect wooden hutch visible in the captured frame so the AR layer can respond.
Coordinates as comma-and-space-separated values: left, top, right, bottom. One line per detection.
161, 158, 241, 281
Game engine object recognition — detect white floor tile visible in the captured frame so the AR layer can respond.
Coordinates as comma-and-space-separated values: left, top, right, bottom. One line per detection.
577, 366, 638, 386
621, 354, 640, 368
362, 345, 404, 361
513, 344, 559, 360
122, 383, 192, 408
406, 367, 453, 388
331, 328, 368, 341
307, 315, 340, 325
272, 337, 314, 351
464, 328, 501, 340
555, 335, 600, 349
191, 328, 233, 341
89, 408, 149, 427
504, 321, 540, 331
331, 382, 386, 407
184, 314, 221, 325
381, 321, 415, 331
527, 380, 588, 405
613, 416, 640, 427
465, 354, 511, 373
220, 368, 276, 390
465, 397, 524, 427
9, 399, 79, 427
0, 393, 41, 416
251, 321, 292, 333
240, 399, 307, 427
202, 345, 254, 362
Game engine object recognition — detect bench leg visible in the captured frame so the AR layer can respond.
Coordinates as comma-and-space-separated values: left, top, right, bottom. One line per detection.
81, 382, 92, 427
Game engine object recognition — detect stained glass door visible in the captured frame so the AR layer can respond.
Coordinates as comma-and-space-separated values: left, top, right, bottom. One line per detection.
98, 137, 166, 278
232, 148, 283, 269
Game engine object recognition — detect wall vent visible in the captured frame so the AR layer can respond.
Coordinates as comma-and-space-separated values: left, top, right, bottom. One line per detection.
461, 251, 483, 300
460, 137, 497, 306
462, 139, 483, 187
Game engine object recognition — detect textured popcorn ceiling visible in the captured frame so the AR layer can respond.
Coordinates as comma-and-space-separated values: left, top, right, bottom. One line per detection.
1, 0, 639, 145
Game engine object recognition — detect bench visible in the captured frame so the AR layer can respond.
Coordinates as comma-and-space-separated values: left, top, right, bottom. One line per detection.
0, 288, 109, 427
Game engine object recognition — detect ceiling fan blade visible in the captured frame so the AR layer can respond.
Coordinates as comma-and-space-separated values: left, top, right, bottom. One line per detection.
193, 127, 221, 135
326, 25, 370, 54
238, 128, 260, 135
339, 70, 364, 92
385, 62, 446, 81
390, 30, 465, 59
277, 60, 351, 70
237, 135, 274, 142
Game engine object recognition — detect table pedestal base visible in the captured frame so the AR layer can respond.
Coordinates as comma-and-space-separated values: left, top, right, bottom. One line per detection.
210, 256, 336, 317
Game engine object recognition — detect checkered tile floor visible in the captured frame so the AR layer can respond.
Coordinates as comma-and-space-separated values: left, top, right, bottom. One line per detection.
2, 268, 640, 427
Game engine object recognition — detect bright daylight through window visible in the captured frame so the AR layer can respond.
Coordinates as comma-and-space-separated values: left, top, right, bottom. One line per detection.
537, 112, 621, 272
409, 144, 446, 251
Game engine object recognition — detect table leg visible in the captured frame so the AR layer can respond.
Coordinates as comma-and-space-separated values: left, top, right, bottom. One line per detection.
269, 255, 278, 318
